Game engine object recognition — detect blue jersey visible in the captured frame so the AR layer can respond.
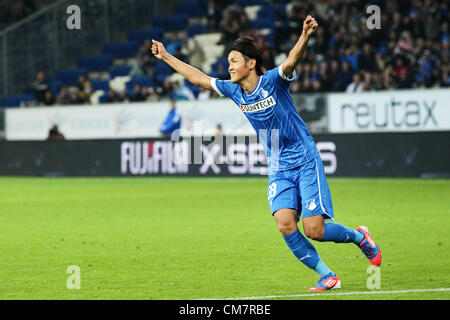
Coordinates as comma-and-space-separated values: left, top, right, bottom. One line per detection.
211, 66, 319, 174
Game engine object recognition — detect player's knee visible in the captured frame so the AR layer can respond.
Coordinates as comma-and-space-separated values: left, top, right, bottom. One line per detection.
277, 221, 297, 236
304, 226, 324, 241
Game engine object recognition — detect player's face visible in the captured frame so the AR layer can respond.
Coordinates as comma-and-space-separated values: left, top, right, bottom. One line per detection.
228, 51, 253, 83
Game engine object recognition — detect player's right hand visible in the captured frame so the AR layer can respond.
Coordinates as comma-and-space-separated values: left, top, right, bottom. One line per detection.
151, 39, 166, 60
302, 15, 318, 37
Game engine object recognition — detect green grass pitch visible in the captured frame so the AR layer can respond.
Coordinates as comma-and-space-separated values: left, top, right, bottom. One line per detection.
0, 177, 449, 300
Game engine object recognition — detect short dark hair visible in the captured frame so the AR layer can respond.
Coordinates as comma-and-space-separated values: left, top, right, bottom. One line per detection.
230, 36, 264, 75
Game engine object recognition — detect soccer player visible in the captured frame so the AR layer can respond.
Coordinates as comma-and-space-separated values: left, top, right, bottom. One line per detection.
151, 15, 381, 292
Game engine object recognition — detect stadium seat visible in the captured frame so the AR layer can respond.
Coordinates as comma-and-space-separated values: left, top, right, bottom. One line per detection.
102, 42, 138, 59
211, 58, 228, 73
257, 4, 276, 20
90, 79, 110, 92
98, 92, 108, 104
77, 55, 113, 72
251, 18, 274, 30
236, 0, 265, 7
184, 79, 200, 98
109, 65, 132, 78
0, 94, 34, 108
152, 14, 188, 31
154, 61, 174, 82
54, 69, 88, 86
187, 24, 207, 38
126, 77, 156, 91
127, 28, 163, 45
175, 2, 205, 17
49, 80, 62, 97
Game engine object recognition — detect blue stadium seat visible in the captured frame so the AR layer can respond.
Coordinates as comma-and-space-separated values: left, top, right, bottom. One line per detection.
175, 2, 205, 17
90, 79, 110, 92
251, 18, 274, 30
54, 69, 88, 86
155, 73, 169, 85
211, 58, 229, 76
184, 79, 200, 98
99, 92, 108, 103
264, 31, 275, 48
187, 24, 207, 37
127, 28, 163, 45
77, 54, 113, 72
236, 0, 265, 6
257, 4, 276, 20
49, 79, 62, 97
155, 61, 173, 76
152, 14, 188, 31
102, 41, 138, 59
126, 77, 156, 91
109, 65, 132, 78
0, 94, 34, 107
164, 38, 183, 55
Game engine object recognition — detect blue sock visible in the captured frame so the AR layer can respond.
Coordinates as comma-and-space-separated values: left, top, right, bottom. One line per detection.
322, 222, 364, 245
283, 229, 332, 277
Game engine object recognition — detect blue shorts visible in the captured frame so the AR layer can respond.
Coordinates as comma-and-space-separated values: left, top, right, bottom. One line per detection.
267, 156, 334, 221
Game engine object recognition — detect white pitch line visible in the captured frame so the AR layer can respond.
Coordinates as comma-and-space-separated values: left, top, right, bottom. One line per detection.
199, 288, 450, 300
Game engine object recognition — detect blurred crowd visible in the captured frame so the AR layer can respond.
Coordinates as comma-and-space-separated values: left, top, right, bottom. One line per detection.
28, 0, 449, 107
275, 0, 450, 93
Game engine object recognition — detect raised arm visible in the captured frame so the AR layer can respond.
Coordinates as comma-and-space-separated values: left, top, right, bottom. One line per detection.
281, 15, 318, 78
151, 39, 214, 91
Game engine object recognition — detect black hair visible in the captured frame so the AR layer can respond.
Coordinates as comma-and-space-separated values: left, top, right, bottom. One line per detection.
230, 36, 264, 75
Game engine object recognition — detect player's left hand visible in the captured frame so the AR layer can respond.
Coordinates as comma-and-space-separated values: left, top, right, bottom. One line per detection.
303, 15, 318, 37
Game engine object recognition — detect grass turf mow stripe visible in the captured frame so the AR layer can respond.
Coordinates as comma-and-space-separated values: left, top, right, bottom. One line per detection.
201, 288, 450, 300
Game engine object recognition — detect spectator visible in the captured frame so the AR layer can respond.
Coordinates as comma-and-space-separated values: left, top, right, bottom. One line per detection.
69, 91, 85, 105
374, 52, 385, 73
213, 63, 228, 80
362, 72, 373, 91
159, 98, 181, 137
334, 60, 353, 91
346, 73, 363, 93
440, 65, 450, 87
424, 14, 440, 41
145, 87, 160, 102
371, 72, 385, 91
42, 90, 55, 106
206, 0, 222, 31
197, 87, 211, 100
396, 69, 412, 89
236, 5, 252, 36
118, 89, 129, 103
416, 49, 433, 87
219, 9, 240, 53
172, 81, 195, 101
160, 78, 174, 98
325, 60, 339, 91
213, 124, 223, 136
32, 71, 49, 105
76, 75, 92, 103
311, 79, 322, 93
47, 124, 65, 141
358, 43, 377, 73
131, 84, 146, 102
56, 87, 71, 105
392, 57, 408, 79
166, 34, 183, 56
105, 89, 119, 103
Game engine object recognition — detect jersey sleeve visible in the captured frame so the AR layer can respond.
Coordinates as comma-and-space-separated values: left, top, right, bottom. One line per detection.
265, 66, 297, 87
210, 78, 239, 99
